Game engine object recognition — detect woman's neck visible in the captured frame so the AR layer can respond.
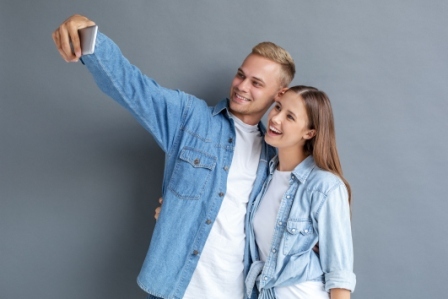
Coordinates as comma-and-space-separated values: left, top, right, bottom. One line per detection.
277, 147, 309, 172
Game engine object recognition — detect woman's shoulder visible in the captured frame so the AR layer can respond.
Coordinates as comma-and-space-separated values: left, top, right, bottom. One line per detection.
305, 166, 346, 196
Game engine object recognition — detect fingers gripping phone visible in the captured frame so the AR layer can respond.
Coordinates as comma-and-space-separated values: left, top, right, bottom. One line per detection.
75, 25, 98, 55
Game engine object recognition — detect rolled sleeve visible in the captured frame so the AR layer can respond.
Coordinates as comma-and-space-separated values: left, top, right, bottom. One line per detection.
324, 270, 356, 292
316, 183, 356, 292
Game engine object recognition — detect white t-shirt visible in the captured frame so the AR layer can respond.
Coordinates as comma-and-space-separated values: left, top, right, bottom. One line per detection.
253, 169, 329, 299
253, 169, 291, 261
275, 281, 329, 299
183, 114, 262, 299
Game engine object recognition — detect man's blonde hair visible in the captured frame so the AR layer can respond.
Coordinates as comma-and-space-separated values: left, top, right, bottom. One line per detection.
251, 42, 295, 87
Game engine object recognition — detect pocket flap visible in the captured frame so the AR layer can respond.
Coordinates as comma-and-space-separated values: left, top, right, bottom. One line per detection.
179, 147, 217, 170
286, 220, 313, 236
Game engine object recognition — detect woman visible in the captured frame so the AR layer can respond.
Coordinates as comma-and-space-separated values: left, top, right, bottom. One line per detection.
245, 86, 356, 299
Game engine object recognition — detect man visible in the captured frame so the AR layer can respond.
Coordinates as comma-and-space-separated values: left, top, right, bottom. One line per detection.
52, 14, 295, 299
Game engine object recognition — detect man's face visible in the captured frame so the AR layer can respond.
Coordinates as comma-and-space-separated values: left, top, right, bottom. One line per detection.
229, 54, 285, 125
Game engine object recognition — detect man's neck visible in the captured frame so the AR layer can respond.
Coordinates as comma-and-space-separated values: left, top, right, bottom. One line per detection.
228, 111, 262, 126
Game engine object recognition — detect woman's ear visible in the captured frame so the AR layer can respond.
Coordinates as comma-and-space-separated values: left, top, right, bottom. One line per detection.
303, 129, 316, 140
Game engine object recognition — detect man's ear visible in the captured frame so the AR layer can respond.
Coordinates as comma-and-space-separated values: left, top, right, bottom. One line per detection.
275, 87, 289, 100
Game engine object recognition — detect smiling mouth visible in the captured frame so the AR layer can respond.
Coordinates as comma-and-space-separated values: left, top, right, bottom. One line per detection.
269, 125, 282, 135
234, 93, 250, 102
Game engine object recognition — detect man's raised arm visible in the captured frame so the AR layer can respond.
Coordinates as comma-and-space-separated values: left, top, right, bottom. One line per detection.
51, 14, 197, 153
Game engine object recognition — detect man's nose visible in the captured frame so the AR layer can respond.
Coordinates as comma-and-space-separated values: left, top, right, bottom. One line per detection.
236, 78, 250, 92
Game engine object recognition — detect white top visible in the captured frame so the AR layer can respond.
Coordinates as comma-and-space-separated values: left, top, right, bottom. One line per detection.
253, 169, 291, 261
275, 281, 329, 299
183, 114, 262, 299
253, 169, 329, 299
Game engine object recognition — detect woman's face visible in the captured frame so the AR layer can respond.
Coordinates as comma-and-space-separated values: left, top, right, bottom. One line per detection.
265, 91, 315, 151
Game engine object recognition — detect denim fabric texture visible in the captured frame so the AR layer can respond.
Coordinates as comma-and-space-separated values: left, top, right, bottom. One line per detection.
245, 155, 356, 298
81, 32, 274, 299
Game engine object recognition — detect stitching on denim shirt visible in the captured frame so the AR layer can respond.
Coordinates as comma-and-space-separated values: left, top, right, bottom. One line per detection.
167, 95, 193, 159
313, 182, 346, 219
180, 127, 211, 142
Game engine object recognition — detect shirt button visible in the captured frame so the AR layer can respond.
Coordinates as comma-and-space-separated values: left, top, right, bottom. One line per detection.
193, 250, 199, 255
264, 276, 268, 281
272, 249, 277, 253
228, 138, 233, 143
286, 195, 291, 199
291, 228, 296, 233
219, 192, 224, 197
304, 229, 309, 233
206, 219, 212, 225
278, 221, 282, 226
194, 159, 200, 165
223, 166, 229, 171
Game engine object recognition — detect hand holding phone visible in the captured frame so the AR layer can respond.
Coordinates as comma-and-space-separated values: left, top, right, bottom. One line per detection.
53, 15, 97, 62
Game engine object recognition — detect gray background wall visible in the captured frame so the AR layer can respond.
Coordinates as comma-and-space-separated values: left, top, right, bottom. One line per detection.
1, 1, 447, 298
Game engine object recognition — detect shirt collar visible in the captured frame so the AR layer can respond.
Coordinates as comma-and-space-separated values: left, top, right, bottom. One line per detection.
268, 155, 316, 183
212, 98, 267, 136
212, 98, 229, 116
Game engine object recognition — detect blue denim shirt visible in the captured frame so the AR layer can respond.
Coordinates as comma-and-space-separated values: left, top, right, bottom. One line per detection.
245, 155, 356, 298
81, 32, 275, 299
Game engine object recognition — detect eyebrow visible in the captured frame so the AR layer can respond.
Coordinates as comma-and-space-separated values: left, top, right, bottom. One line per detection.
237, 68, 265, 85
276, 101, 297, 118
287, 109, 297, 118
275, 101, 297, 118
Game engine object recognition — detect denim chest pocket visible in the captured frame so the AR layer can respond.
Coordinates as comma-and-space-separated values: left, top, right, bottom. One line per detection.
168, 147, 217, 200
283, 220, 315, 255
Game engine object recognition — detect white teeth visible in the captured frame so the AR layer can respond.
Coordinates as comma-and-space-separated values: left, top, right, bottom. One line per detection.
270, 126, 282, 134
235, 94, 250, 101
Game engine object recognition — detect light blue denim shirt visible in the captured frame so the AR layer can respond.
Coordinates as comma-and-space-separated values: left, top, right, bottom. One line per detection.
245, 155, 356, 298
80, 32, 275, 299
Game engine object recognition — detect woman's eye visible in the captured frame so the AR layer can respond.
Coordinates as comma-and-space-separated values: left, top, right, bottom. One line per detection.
287, 115, 294, 120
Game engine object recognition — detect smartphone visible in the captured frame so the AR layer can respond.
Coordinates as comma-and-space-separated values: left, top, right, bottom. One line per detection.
78, 25, 98, 55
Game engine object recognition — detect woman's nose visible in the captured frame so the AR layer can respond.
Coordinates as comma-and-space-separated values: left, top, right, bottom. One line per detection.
271, 113, 281, 124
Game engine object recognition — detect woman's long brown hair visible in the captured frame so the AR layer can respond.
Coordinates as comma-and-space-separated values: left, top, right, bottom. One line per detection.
289, 85, 352, 206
